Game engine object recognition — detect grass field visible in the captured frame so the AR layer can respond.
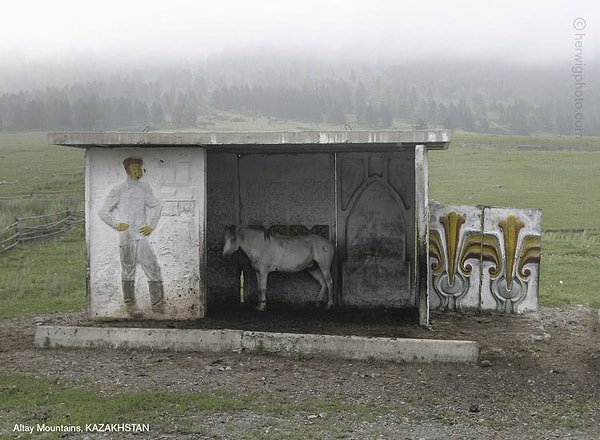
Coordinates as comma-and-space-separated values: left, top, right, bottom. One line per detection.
0, 227, 86, 318
0, 132, 84, 227
430, 132, 600, 230
1, 128, 599, 320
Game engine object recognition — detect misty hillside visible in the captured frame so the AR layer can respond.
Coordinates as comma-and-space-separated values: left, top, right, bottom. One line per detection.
0, 52, 597, 136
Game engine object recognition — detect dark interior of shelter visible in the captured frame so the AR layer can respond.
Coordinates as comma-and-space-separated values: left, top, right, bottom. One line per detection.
206, 150, 418, 324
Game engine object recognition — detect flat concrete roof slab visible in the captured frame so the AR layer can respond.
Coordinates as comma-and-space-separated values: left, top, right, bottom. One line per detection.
35, 325, 479, 363
48, 130, 451, 152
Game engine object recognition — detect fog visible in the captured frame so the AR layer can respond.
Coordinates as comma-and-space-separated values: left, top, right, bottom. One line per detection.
3, 0, 598, 65
1, 1, 599, 135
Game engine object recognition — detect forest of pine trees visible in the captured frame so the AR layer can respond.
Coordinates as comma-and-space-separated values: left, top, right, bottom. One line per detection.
0, 54, 597, 135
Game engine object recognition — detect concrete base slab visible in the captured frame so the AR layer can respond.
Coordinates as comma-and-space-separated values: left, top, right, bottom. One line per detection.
35, 325, 479, 363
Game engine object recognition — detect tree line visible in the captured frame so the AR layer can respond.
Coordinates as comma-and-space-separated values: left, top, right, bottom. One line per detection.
0, 54, 597, 135
0, 87, 199, 131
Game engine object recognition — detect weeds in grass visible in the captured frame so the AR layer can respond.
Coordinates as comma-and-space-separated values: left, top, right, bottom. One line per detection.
364, 355, 381, 365
255, 340, 275, 356
293, 351, 307, 361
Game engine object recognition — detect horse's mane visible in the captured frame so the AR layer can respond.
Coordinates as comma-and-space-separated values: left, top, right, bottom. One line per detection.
243, 225, 273, 240
257, 226, 273, 240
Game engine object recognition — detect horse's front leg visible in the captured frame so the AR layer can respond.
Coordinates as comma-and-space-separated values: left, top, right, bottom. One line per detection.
256, 270, 268, 311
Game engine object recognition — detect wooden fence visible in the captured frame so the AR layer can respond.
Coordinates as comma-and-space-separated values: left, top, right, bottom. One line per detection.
0, 209, 84, 253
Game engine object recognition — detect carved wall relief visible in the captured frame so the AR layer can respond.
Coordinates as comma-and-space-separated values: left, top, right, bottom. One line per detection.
337, 152, 415, 308
429, 203, 541, 313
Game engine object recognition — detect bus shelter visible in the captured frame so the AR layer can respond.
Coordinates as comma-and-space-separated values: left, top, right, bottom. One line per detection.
50, 130, 451, 327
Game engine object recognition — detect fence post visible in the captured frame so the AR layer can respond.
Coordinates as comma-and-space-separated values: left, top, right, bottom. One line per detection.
66, 208, 71, 231
1, 209, 85, 254
14, 217, 20, 247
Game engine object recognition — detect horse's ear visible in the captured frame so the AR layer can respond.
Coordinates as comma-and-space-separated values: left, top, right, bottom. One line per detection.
224, 225, 236, 239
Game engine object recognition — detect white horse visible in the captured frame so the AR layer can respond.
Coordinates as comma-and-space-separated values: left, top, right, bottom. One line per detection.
222, 226, 335, 311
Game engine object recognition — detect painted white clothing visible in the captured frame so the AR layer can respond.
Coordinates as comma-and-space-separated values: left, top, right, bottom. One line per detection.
118, 234, 162, 281
99, 178, 162, 240
99, 177, 162, 281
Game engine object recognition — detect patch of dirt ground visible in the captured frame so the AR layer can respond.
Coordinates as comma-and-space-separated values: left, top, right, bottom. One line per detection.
0, 305, 599, 439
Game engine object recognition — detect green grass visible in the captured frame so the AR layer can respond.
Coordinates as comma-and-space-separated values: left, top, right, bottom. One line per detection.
429, 132, 600, 230
0, 132, 84, 193
452, 132, 600, 150
0, 226, 86, 318
0, 373, 254, 438
539, 230, 600, 307
195, 112, 351, 132
0, 132, 85, 227
2, 370, 596, 438
0, 132, 86, 317
0, 372, 387, 439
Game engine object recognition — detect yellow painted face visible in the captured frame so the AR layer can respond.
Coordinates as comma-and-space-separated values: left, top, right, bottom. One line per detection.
126, 163, 144, 180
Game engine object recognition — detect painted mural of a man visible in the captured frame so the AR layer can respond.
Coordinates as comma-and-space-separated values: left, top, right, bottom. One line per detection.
98, 157, 164, 316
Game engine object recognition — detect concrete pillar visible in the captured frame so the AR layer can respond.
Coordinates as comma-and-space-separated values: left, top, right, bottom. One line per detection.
415, 145, 430, 327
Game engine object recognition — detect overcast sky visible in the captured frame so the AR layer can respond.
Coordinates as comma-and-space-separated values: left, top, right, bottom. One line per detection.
1, 0, 598, 64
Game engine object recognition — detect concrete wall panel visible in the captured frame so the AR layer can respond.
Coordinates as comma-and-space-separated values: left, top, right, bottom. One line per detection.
482, 206, 541, 313
206, 153, 239, 305
429, 202, 541, 314
87, 148, 205, 320
429, 203, 483, 311
337, 152, 415, 308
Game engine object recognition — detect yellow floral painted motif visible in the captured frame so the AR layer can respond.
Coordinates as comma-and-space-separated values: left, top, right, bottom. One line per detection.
459, 232, 502, 279
439, 211, 466, 285
430, 209, 541, 314
498, 214, 525, 290
518, 235, 542, 278
429, 229, 446, 277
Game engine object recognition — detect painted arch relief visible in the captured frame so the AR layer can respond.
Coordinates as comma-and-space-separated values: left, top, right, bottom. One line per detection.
337, 153, 415, 308
429, 202, 542, 314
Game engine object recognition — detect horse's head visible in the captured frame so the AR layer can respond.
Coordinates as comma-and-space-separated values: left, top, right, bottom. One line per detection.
222, 225, 240, 256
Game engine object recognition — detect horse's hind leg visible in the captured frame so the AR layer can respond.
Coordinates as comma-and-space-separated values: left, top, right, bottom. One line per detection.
312, 241, 335, 310
316, 258, 334, 310
256, 270, 268, 311
321, 269, 334, 310
308, 267, 327, 306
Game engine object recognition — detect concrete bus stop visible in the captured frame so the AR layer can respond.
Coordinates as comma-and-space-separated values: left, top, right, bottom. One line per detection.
49, 130, 451, 328
38, 129, 545, 362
